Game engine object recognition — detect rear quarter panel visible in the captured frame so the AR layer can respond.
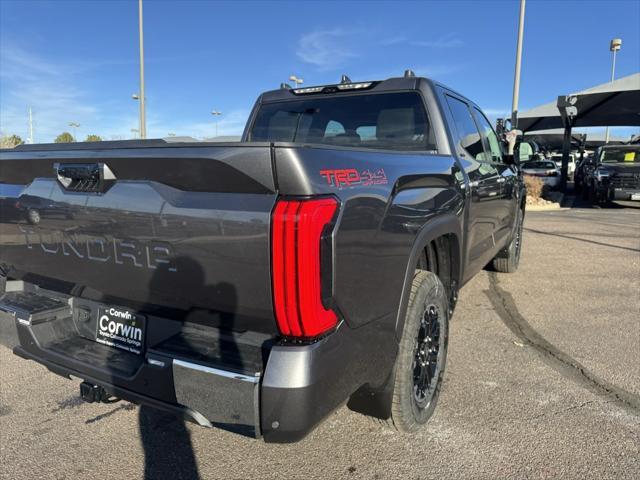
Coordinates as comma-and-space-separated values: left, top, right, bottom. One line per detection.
274, 145, 465, 333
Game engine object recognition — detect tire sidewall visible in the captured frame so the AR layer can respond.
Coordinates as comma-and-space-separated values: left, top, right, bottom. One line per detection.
396, 272, 449, 429
510, 207, 524, 266
494, 207, 523, 273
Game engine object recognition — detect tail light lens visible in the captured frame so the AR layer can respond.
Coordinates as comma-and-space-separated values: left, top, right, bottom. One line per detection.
271, 197, 339, 338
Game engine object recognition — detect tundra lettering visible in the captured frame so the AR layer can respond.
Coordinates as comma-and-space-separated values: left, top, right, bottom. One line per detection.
18, 226, 177, 272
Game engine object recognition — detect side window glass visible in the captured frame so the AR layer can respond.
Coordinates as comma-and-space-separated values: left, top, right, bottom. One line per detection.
356, 125, 376, 145
445, 95, 485, 161
324, 120, 345, 138
473, 108, 503, 163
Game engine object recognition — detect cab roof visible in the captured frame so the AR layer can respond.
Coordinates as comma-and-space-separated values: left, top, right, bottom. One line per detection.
258, 76, 444, 103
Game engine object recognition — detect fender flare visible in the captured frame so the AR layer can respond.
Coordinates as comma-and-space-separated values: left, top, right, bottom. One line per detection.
393, 213, 463, 339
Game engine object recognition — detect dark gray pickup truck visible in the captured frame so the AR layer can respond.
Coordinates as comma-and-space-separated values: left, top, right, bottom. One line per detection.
0, 74, 525, 442
581, 144, 640, 205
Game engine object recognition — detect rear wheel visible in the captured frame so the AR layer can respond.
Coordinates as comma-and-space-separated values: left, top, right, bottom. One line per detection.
599, 192, 612, 208
387, 270, 449, 432
588, 184, 598, 205
492, 207, 523, 273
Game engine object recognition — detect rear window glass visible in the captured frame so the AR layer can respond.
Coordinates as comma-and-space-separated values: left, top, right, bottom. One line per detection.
249, 92, 434, 151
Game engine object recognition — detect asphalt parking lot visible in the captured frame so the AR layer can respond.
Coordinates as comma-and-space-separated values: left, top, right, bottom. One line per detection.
1, 199, 639, 480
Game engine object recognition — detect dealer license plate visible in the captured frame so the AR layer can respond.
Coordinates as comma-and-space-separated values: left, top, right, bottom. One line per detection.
96, 306, 146, 355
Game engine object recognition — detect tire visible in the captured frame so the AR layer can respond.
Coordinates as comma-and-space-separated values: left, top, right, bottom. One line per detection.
574, 179, 582, 194
582, 183, 589, 200
588, 185, 596, 204
387, 270, 449, 433
598, 189, 611, 207
27, 209, 41, 225
492, 207, 523, 273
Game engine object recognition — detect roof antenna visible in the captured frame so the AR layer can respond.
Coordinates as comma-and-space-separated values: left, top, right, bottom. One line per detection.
340, 74, 352, 84
280, 82, 292, 90
404, 69, 415, 78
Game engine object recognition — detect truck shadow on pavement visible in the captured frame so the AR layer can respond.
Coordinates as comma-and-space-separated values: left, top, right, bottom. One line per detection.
139, 406, 200, 480
135, 256, 243, 480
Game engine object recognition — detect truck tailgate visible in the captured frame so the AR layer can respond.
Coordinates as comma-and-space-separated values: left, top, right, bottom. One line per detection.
0, 143, 278, 334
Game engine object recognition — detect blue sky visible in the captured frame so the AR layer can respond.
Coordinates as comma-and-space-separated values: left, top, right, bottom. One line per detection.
1, 0, 639, 142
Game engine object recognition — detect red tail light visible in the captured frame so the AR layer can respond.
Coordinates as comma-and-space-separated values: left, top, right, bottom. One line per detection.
271, 198, 339, 338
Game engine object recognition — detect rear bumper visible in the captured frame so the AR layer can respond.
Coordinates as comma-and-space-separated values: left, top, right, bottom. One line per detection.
0, 281, 382, 443
13, 344, 234, 429
6, 305, 262, 437
543, 177, 560, 188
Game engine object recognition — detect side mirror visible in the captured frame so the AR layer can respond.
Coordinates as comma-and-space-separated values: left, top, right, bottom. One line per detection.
516, 140, 536, 163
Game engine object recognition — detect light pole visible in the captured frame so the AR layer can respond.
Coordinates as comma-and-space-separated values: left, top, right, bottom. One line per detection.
289, 75, 304, 89
132, 93, 146, 136
137, 0, 147, 139
211, 110, 222, 137
604, 38, 622, 144
28, 106, 34, 144
69, 122, 80, 142
510, 0, 526, 129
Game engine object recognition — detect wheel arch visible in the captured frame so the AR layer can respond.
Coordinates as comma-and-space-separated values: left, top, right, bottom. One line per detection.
394, 213, 462, 340
347, 217, 460, 421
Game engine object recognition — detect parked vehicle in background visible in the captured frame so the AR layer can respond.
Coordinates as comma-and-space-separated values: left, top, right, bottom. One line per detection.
0, 75, 525, 443
583, 145, 640, 205
550, 152, 577, 176
0, 184, 73, 225
521, 160, 561, 189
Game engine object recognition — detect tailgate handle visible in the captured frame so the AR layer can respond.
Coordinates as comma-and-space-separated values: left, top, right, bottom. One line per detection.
54, 163, 116, 193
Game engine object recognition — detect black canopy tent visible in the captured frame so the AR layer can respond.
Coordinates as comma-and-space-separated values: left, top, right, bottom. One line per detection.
518, 73, 640, 132
516, 73, 640, 189
522, 130, 627, 152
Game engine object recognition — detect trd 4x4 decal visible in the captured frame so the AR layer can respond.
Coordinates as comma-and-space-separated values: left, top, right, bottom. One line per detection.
320, 168, 388, 188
